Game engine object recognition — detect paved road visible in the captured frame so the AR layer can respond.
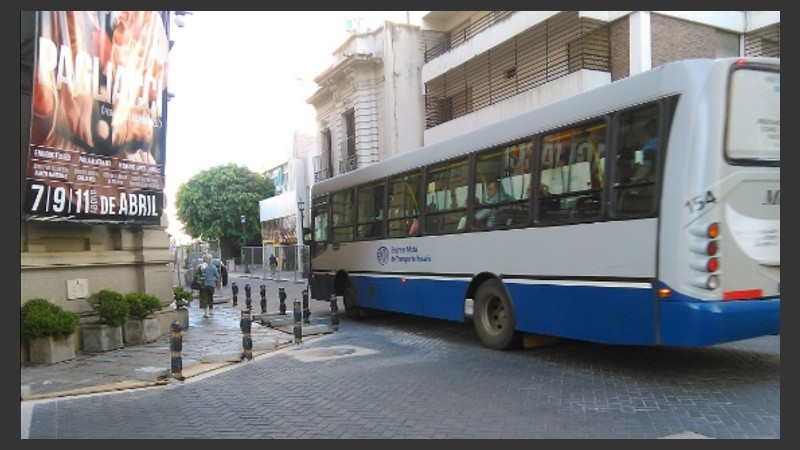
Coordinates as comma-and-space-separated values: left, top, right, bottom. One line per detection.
22, 302, 779, 439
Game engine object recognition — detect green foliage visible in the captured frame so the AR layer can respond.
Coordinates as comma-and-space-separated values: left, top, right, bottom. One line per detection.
175, 164, 274, 254
20, 298, 80, 340
173, 286, 194, 309
124, 291, 163, 319
86, 289, 129, 326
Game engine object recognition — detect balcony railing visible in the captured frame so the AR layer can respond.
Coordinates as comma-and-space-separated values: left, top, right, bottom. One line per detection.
424, 11, 610, 129
339, 154, 357, 174
425, 11, 514, 62
744, 23, 780, 58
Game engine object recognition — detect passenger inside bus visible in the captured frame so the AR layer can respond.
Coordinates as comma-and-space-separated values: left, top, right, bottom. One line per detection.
632, 119, 659, 182
408, 217, 420, 236
475, 180, 514, 228
457, 197, 480, 230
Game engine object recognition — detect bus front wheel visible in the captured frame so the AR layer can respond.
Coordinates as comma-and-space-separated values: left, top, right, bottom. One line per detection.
343, 285, 362, 320
473, 280, 522, 350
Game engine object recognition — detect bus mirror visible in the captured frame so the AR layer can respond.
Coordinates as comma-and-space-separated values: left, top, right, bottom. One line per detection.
302, 227, 312, 245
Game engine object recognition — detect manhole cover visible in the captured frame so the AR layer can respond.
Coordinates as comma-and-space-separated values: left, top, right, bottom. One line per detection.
288, 345, 378, 362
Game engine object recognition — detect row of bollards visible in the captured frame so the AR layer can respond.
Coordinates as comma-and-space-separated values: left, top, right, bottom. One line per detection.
169, 284, 343, 381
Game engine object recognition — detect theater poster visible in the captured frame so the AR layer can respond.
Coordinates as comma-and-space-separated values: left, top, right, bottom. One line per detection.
24, 11, 169, 224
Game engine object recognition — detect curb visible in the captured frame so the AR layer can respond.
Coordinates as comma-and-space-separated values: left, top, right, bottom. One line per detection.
20, 334, 321, 402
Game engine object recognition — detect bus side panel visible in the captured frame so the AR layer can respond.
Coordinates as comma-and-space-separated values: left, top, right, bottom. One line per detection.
507, 282, 657, 345
658, 293, 780, 346
352, 275, 468, 322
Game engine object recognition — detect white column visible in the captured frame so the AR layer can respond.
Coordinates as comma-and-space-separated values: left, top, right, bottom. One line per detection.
629, 11, 652, 76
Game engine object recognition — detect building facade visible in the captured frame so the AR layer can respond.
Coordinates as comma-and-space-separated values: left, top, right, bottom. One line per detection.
304, 11, 779, 183
307, 21, 427, 181
20, 12, 180, 361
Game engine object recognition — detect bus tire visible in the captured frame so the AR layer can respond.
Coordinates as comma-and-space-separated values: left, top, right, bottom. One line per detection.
343, 285, 362, 320
473, 279, 522, 350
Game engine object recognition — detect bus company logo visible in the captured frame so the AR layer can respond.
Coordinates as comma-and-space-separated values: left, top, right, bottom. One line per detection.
377, 246, 390, 265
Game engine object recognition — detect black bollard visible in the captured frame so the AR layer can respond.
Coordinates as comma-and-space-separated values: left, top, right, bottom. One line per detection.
244, 284, 252, 311
293, 299, 302, 344
231, 282, 239, 306
170, 321, 185, 381
302, 289, 310, 324
278, 287, 287, 315
241, 309, 253, 360
260, 284, 267, 315
329, 293, 339, 331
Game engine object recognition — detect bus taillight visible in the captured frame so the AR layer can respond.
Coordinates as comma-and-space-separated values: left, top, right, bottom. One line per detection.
689, 221, 721, 291
706, 222, 719, 239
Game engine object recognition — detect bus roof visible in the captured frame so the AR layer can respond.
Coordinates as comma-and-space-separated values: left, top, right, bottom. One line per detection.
312, 57, 779, 196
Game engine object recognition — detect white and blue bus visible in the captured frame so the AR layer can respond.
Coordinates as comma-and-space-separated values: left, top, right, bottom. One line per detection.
307, 57, 780, 350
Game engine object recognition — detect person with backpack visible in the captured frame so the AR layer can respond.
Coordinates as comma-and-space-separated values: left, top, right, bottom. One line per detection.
197, 253, 220, 318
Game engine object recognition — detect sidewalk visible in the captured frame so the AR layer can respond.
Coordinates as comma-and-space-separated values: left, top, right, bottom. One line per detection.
20, 272, 335, 401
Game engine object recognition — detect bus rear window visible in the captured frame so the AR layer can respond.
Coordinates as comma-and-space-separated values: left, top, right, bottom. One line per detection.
726, 67, 780, 163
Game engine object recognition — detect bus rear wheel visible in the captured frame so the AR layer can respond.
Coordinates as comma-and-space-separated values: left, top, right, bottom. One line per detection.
473, 280, 522, 350
343, 285, 362, 320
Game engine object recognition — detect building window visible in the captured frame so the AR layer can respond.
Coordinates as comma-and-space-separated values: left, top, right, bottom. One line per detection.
340, 109, 357, 174
315, 128, 332, 181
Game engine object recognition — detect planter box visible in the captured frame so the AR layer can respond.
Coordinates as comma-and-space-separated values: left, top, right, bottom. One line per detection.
123, 317, 161, 345
29, 333, 77, 364
155, 309, 188, 335
81, 323, 124, 352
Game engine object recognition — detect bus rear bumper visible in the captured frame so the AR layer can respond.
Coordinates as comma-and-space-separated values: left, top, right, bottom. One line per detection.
659, 297, 780, 346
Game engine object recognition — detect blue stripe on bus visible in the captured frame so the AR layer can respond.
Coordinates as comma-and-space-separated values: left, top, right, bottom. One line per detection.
658, 292, 780, 346
332, 273, 780, 346
351, 274, 470, 322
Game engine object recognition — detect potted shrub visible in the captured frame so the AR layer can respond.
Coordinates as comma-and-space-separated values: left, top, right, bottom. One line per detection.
21, 298, 80, 364
172, 286, 193, 329
173, 286, 193, 309
82, 289, 128, 352
122, 291, 163, 345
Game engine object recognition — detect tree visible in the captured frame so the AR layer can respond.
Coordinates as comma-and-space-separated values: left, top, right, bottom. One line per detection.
175, 164, 274, 260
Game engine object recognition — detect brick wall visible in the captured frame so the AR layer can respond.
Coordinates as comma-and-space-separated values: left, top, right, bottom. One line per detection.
651, 13, 716, 66
609, 13, 721, 82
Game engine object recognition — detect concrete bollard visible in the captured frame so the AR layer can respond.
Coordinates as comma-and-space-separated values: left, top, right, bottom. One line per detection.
329, 293, 339, 331
244, 284, 252, 311
240, 309, 253, 360
279, 287, 287, 315
231, 282, 239, 306
170, 321, 185, 381
293, 299, 302, 344
302, 289, 310, 324
260, 284, 267, 314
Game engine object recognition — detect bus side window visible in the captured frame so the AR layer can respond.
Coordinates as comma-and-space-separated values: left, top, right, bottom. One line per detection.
427, 157, 469, 234
387, 170, 422, 238
538, 121, 605, 223
613, 106, 660, 216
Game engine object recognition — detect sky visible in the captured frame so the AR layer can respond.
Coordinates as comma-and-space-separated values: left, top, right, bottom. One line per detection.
164, 11, 414, 242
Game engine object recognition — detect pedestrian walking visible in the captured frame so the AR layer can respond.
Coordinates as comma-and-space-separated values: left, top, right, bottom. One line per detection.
220, 263, 228, 286
269, 254, 278, 278
198, 253, 220, 318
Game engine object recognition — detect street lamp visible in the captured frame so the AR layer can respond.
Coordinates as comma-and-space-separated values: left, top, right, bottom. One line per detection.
297, 198, 305, 282
241, 214, 250, 274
